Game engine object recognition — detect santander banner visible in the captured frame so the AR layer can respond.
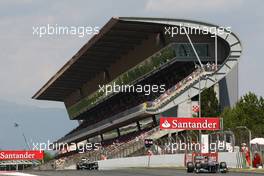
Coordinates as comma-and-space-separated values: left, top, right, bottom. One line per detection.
160, 117, 220, 130
0, 150, 44, 160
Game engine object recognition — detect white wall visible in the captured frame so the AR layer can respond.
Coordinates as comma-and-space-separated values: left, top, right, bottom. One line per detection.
218, 152, 241, 168
98, 154, 183, 170
98, 152, 241, 170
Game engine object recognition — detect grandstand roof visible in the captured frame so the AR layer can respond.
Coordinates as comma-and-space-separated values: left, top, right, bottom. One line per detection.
32, 17, 218, 101
32, 17, 166, 101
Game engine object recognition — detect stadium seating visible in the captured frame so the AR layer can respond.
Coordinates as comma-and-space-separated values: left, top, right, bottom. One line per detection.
64, 62, 195, 137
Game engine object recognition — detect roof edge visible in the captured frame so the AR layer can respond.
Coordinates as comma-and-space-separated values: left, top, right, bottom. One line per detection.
32, 17, 119, 100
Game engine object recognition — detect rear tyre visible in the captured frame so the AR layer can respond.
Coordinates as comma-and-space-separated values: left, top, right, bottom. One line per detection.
195, 163, 202, 173
220, 162, 227, 173
187, 162, 194, 173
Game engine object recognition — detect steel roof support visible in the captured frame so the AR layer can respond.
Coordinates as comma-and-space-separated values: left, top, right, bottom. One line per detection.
183, 27, 204, 69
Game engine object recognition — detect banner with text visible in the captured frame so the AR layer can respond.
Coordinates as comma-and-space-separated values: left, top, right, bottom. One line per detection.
0, 150, 44, 160
160, 117, 220, 130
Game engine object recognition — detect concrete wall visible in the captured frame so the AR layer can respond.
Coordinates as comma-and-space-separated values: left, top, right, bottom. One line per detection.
36, 152, 242, 171
98, 152, 241, 170
218, 152, 240, 168
219, 64, 239, 110
98, 154, 185, 170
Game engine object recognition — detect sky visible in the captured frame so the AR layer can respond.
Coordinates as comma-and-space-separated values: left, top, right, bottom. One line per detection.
0, 100, 76, 150
0, 0, 264, 109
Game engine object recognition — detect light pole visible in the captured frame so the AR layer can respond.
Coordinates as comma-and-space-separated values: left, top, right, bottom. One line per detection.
183, 26, 205, 149
214, 33, 218, 70
198, 70, 201, 119
198, 68, 202, 146
236, 126, 252, 167
14, 123, 31, 150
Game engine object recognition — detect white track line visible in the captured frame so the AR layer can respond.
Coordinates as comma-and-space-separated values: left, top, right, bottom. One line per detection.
0, 172, 38, 176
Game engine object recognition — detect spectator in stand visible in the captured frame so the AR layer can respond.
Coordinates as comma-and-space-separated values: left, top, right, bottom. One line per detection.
206, 62, 210, 71
135, 136, 139, 142
188, 75, 193, 81
101, 154, 107, 160
212, 63, 217, 71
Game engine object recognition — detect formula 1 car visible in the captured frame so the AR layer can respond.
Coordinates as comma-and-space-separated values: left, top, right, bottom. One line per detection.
186, 155, 227, 173
76, 158, 99, 170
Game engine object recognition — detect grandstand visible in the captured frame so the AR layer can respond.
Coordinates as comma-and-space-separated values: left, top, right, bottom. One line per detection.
32, 17, 242, 167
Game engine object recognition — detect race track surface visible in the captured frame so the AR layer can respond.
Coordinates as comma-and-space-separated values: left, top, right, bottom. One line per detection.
2, 168, 262, 176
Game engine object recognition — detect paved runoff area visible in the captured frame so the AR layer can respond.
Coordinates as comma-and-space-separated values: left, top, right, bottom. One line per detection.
1, 168, 264, 176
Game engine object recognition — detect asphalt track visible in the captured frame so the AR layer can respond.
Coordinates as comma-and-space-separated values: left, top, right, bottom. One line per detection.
2, 168, 263, 176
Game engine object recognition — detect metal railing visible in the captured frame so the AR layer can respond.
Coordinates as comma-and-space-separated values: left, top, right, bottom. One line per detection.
145, 64, 216, 112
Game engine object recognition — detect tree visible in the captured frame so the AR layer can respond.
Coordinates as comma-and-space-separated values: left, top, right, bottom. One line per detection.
222, 92, 264, 138
201, 87, 220, 117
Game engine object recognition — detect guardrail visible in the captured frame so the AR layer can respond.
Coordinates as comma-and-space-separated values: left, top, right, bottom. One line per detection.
145, 64, 216, 113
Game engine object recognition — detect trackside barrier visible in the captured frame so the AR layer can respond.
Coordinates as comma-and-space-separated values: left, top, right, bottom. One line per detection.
98, 152, 243, 170
35, 152, 245, 170
236, 152, 247, 168
98, 154, 185, 170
